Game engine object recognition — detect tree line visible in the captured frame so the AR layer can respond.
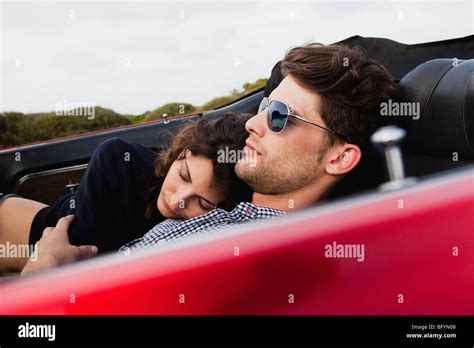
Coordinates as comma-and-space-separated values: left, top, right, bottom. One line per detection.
0, 78, 267, 148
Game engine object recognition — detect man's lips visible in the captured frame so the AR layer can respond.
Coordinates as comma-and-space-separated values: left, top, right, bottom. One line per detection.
244, 141, 261, 155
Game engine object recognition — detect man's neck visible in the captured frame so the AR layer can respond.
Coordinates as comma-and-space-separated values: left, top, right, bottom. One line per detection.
251, 179, 332, 212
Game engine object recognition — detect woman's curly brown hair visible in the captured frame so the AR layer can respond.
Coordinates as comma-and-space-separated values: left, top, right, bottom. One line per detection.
145, 112, 253, 218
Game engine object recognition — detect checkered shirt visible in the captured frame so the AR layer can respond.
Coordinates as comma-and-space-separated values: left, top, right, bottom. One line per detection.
119, 202, 286, 251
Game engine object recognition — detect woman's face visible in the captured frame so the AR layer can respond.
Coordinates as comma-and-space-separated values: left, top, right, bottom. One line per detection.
157, 151, 225, 219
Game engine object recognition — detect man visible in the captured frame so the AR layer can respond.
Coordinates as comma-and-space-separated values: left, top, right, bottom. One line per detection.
21, 43, 397, 274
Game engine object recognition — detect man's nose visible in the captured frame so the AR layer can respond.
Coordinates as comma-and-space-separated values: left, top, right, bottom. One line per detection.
245, 109, 267, 138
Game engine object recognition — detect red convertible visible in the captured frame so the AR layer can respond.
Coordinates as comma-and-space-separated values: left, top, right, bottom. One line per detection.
0, 35, 473, 316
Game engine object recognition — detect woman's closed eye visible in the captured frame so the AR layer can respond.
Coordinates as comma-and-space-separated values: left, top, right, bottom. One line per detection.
178, 167, 189, 182
198, 198, 215, 211
178, 162, 216, 211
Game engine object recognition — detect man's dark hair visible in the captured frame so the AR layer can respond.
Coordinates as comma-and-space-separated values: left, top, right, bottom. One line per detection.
281, 43, 398, 148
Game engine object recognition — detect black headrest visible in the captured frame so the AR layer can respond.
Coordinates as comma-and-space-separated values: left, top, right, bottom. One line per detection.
397, 58, 474, 159
338, 35, 474, 81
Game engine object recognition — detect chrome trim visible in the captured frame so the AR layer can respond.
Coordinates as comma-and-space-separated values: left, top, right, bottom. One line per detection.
371, 126, 417, 190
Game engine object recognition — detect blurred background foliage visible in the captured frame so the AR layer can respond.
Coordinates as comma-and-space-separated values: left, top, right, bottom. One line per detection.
0, 78, 267, 148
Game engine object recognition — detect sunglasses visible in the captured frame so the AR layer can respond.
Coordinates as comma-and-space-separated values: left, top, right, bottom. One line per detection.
258, 97, 350, 143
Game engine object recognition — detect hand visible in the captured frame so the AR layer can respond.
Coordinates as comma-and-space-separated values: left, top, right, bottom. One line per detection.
21, 215, 98, 275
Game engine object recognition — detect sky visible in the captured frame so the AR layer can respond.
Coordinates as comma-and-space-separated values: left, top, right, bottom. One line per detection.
1, 0, 473, 115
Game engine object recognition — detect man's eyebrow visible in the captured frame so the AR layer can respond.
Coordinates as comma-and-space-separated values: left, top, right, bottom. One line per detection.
292, 103, 322, 122
184, 157, 218, 207
288, 103, 305, 118
290, 104, 302, 116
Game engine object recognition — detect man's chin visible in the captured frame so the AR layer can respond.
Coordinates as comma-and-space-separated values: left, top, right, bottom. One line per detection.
238, 151, 259, 167
235, 159, 257, 177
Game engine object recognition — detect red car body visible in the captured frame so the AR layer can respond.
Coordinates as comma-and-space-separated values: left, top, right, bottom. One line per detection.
0, 166, 472, 315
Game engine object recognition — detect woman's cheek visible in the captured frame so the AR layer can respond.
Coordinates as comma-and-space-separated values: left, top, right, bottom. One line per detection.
156, 177, 172, 217
161, 169, 178, 196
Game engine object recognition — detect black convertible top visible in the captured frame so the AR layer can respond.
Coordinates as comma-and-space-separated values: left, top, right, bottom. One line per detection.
264, 35, 474, 96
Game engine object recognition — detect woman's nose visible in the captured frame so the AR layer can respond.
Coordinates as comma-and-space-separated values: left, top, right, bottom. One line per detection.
169, 188, 191, 211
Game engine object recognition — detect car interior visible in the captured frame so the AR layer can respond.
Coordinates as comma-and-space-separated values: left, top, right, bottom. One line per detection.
0, 35, 472, 219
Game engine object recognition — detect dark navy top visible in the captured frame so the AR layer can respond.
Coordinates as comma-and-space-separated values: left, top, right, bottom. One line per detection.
29, 137, 165, 252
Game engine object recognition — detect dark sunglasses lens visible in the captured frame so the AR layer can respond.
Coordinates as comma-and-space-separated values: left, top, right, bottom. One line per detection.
267, 101, 288, 132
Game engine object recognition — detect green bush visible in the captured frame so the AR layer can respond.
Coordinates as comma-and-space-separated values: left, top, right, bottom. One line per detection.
0, 107, 131, 148
0, 78, 268, 148
143, 103, 196, 122
197, 96, 238, 111
196, 78, 268, 111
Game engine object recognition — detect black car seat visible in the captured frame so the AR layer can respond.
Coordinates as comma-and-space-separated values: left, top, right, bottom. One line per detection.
331, 58, 474, 199
397, 58, 474, 177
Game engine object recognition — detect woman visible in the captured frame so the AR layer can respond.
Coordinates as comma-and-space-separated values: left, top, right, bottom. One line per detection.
0, 113, 252, 274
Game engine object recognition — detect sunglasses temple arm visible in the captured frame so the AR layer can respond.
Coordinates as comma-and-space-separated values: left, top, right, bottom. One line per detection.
291, 115, 350, 142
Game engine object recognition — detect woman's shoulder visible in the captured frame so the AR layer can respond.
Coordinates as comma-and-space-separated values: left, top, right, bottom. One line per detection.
94, 137, 155, 161
96, 137, 153, 154
90, 137, 157, 173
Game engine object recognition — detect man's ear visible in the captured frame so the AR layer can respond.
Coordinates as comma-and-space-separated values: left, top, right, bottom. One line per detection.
324, 144, 361, 175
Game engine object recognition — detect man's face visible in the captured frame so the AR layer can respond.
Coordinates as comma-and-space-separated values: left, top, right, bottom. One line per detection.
235, 75, 332, 195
